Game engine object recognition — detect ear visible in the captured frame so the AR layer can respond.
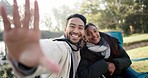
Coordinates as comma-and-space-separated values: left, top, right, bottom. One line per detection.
64, 28, 67, 32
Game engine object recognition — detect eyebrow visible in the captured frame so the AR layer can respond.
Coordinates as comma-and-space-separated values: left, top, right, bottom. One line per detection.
69, 23, 84, 27
79, 24, 84, 27
69, 23, 75, 26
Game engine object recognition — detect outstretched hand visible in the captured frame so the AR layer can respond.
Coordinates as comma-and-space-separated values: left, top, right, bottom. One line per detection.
0, 0, 59, 73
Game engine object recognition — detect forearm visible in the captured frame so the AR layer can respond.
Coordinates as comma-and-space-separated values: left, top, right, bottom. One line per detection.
112, 57, 131, 71
9, 58, 38, 77
112, 46, 132, 71
8, 39, 63, 77
78, 60, 108, 78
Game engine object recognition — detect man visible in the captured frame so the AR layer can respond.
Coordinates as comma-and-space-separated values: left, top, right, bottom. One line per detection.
0, 0, 86, 78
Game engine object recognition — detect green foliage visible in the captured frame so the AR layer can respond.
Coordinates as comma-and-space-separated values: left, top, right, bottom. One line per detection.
120, 0, 148, 34
78, 0, 148, 35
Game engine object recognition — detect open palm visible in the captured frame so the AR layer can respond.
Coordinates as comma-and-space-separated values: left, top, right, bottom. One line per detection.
1, 0, 59, 73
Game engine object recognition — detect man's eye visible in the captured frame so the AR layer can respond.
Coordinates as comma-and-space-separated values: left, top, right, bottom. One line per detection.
79, 27, 84, 30
69, 25, 75, 28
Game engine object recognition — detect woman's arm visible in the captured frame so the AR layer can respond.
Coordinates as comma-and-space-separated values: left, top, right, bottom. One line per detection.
111, 46, 132, 74
77, 58, 108, 78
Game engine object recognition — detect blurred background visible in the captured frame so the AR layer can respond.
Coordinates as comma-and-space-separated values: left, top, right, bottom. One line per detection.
0, 0, 148, 78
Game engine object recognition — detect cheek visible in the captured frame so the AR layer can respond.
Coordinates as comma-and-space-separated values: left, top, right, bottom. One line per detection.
87, 37, 92, 41
81, 31, 85, 36
97, 33, 101, 39
65, 28, 71, 34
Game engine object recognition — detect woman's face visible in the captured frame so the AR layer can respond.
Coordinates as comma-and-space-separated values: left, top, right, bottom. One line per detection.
85, 25, 101, 44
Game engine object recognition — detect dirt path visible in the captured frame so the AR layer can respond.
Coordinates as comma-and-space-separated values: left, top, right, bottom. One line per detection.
123, 42, 148, 50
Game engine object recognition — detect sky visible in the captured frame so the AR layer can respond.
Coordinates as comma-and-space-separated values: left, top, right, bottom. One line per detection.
7, 0, 80, 16
0, 0, 81, 30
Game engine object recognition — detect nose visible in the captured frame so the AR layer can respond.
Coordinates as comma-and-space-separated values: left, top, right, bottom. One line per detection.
92, 32, 96, 38
73, 27, 80, 34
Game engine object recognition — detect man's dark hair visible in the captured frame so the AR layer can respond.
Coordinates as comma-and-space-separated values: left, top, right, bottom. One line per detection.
66, 13, 87, 25
85, 23, 96, 30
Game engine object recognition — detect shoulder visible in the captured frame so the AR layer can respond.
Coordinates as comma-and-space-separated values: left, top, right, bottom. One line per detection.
39, 39, 71, 51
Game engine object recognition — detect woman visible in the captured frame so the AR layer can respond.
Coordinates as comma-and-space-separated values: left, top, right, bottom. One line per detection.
77, 23, 132, 78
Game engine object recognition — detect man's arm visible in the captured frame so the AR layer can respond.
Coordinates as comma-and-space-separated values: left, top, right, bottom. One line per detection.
1, 0, 59, 77
8, 39, 63, 77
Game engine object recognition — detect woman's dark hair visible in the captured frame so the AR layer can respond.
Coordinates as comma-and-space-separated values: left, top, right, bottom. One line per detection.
85, 23, 120, 56
66, 13, 87, 26
85, 23, 97, 30
100, 32, 120, 57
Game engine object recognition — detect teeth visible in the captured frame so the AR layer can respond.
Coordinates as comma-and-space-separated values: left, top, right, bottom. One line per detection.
72, 34, 78, 38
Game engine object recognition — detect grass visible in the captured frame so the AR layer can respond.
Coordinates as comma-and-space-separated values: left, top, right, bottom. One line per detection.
127, 46, 148, 73
127, 46, 148, 59
123, 34, 148, 44
130, 61, 148, 73
123, 34, 148, 73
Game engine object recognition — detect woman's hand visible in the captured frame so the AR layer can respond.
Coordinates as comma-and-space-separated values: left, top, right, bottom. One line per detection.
107, 62, 116, 75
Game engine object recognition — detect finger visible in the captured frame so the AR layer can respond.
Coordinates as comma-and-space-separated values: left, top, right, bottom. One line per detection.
23, 0, 30, 28
110, 72, 113, 75
40, 56, 60, 73
108, 69, 113, 75
34, 0, 39, 31
13, 0, 21, 28
0, 6, 11, 31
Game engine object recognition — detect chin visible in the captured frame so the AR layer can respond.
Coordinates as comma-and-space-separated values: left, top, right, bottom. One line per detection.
91, 41, 98, 44
71, 39, 79, 44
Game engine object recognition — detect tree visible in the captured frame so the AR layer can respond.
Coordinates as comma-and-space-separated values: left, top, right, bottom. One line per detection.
52, 5, 78, 31
78, 0, 120, 30
123, 0, 148, 34
78, 0, 148, 35
79, 0, 102, 29
40, 13, 53, 31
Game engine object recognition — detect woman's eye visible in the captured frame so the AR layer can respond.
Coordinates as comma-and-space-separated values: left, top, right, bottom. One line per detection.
87, 33, 90, 36
94, 30, 97, 32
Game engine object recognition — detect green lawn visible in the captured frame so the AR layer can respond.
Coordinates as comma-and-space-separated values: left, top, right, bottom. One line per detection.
127, 46, 148, 73
123, 34, 148, 73
123, 34, 148, 44
127, 46, 148, 59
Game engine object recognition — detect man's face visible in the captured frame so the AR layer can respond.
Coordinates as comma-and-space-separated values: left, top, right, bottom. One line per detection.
64, 17, 85, 44
85, 26, 100, 44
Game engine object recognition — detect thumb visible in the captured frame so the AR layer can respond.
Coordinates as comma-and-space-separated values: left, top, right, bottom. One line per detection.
39, 56, 60, 73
